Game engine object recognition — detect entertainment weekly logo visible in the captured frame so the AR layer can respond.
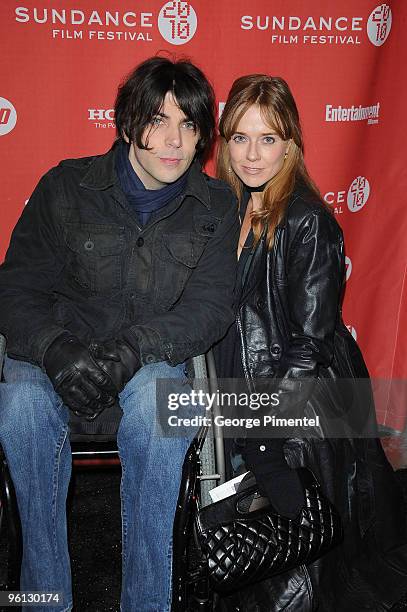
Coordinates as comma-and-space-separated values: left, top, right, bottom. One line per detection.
324, 176, 371, 215
14, 2, 197, 45
0, 97, 17, 136
326, 102, 380, 125
241, 4, 392, 47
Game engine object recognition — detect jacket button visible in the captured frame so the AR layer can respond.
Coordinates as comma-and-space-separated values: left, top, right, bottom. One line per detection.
84, 240, 94, 251
270, 343, 281, 356
136, 237, 144, 247
145, 354, 155, 364
256, 298, 265, 309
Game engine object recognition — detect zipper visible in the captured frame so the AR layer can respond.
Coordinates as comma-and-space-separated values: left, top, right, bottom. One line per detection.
271, 226, 290, 341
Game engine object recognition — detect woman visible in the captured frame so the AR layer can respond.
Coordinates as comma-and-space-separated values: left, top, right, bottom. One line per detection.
214, 74, 407, 611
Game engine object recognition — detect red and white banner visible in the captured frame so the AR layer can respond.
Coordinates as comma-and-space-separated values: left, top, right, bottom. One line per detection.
1, 1, 406, 428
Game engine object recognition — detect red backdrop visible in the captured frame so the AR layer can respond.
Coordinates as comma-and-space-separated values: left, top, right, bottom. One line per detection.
1, 1, 406, 428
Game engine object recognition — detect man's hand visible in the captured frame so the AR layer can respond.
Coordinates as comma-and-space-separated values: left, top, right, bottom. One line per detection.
43, 334, 117, 418
89, 339, 141, 393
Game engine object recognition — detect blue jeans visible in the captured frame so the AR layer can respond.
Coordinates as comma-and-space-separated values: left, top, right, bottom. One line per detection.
0, 357, 195, 612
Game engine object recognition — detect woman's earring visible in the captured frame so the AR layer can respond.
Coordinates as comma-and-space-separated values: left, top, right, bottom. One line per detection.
284, 151, 288, 160
228, 167, 233, 174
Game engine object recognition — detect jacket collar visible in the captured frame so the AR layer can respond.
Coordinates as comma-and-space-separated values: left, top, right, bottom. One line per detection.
237, 178, 311, 299
80, 143, 211, 209
277, 178, 308, 228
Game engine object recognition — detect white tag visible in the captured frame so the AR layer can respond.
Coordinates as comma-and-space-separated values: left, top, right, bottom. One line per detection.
208, 472, 249, 502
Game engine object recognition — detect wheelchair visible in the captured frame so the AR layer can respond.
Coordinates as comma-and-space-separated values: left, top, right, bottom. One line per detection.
0, 333, 225, 611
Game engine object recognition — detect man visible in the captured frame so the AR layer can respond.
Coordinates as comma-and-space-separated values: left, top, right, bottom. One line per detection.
0, 56, 238, 611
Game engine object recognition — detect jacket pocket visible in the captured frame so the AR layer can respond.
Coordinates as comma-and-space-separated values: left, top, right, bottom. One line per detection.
155, 232, 207, 306
64, 223, 125, 294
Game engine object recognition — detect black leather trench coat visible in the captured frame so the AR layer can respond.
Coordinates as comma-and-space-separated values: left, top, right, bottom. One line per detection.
219, 184, 407, 611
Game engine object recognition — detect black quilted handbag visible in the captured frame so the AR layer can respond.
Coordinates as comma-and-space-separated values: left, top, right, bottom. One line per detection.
195, 467, 343, 594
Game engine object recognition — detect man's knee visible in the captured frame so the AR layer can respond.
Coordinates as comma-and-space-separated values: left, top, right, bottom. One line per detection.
0, 379, 63, 437
117, 362, 191, 447
121, 361, 186, 396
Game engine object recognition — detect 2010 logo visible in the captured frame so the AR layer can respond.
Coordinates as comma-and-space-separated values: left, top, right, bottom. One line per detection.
158, 1, 197, 45
347, 176, 370, 212
367, 4, 392, 46
345, 256, 352, 281
346, 325, 357, 341
0, 97, 17, 136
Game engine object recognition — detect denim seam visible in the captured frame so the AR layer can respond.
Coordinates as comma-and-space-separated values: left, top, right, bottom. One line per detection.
165, 538, 173, 612
51, 425, 69, 564
119, 448, 128, 573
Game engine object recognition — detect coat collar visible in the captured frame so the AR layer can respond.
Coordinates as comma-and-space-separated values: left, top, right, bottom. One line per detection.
80, 143, 211, 209
237, 178, 322, 302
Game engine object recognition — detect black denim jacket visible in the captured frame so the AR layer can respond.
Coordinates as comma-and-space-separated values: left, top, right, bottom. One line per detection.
0, 144, 239, 367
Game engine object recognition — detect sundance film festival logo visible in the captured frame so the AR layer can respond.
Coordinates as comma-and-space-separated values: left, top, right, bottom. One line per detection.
241, 5, 393, 47
367, 4, 392, 46
15, 7, 154, 43
347, 176, 370, 212
241, 14, 363, 45
324, 189, 345, 215
158, 1, 197, 45
324, 176, 370, 215
0, 97, 17, 136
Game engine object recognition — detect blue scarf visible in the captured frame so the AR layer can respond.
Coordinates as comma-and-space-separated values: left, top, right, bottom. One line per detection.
115, 140, 189, 225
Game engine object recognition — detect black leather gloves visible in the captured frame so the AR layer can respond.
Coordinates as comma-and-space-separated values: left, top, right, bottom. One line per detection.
43, 334, 117, 419
242, 438, 305, 519
44, 331, 142, 418
89, 338, 141, 393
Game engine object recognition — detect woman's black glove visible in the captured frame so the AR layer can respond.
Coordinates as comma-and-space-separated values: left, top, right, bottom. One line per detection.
242, 438, 305, 519
89, 339, 141, 393
43, 334, 117, 418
